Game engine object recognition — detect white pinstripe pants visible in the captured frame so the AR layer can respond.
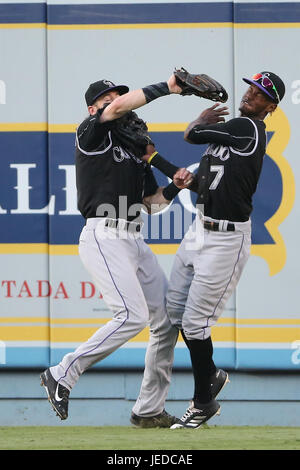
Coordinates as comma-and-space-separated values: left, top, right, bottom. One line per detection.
50, 218, 178, 416
167, 217, 252, 340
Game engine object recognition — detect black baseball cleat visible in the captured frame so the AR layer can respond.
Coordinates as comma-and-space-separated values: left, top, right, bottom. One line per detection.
130, 409, 179, 428
40, 368, 70, 420
211, 368, 230, 399
170, 399, 220, 429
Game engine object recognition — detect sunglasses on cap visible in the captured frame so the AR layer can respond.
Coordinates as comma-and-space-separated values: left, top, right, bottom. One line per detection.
252, 73, 280, 103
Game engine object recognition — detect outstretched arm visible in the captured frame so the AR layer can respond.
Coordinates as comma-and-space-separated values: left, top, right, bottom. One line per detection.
141, 144, 195, 209
143, 168, 193, 214
142, 154, 193, 215
142, 144, 180, 179
100, 74, 183, 122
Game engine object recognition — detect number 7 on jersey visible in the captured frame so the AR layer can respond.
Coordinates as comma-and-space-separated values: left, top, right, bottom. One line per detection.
209, 165, 224, 190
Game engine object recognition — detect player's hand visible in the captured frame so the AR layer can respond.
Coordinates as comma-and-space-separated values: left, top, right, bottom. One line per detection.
167, 74, 183, 94
198, 103, 229, 124
173, 168, 194, 189
141, 144, 156, 162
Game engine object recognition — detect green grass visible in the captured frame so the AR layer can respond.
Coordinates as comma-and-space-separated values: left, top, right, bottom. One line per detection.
0, 426, 300, 450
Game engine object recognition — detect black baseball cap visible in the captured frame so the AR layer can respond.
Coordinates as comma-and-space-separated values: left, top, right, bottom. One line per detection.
85, 79, 129, 106
242, 71, 285, 104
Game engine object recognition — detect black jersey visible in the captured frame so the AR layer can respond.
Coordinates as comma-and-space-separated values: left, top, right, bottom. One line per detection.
75, 109, 158, 220
188, 117, 267, 222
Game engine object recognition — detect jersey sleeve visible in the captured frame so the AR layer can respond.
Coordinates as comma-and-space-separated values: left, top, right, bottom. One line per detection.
187, 117, 260, 155
76, 108, 114, 152
143, 165, 159, 198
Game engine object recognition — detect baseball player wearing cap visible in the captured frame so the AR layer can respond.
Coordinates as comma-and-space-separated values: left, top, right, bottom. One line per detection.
140, 71, 285, 429
40, 75, 193, 426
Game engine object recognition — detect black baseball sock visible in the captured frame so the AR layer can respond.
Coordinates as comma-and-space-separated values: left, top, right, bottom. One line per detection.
181, 331, 216, 375
182, 332, 217, 405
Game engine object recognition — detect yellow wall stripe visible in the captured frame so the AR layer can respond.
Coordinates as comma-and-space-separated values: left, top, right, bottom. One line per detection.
1, 23, 299, 31
0, 326, 49, 341
0, 123, 48, 132
0, 317, 48, 323
49, 245, 78, 256
1, 324, 300, 343
234, 22, 300, 29
0, 123, 187, 133
236, 327, 300, 343
0, 244, 49, 254
149, 123, 187, 133
47, 22, 234, 30
149, 244, 179, 255
48, 124, 77, 133
2, 317, 300, 326
0, 23, 46, 29
0, 243, 180, 255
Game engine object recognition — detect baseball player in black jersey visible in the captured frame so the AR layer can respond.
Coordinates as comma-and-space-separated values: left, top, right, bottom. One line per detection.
141, 71, 285, 429
40, 74, 193, 426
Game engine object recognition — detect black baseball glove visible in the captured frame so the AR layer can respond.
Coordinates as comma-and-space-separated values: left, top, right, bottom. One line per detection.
112, 111, 154, 159
174, 67, 228, 103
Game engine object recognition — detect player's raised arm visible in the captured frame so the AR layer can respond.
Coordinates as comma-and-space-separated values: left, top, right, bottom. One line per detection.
184, 103, 229, 143
99, 67, 228, 123
100, 74, 183, 122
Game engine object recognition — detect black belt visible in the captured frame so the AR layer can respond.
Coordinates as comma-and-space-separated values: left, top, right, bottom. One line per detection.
104, 218, 142, 232
203, 221, 235, 232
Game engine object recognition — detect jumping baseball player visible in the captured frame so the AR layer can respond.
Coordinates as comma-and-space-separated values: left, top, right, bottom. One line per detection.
40, 73, 198, 426
141, 71, 285, 429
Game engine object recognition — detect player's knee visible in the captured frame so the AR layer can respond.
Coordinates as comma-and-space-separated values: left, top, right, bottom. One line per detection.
166, 303, 184, 328
166, 294, 185, 311
134, 321, 147, 334
131, 314, 148, 331
182, 320, 211, 341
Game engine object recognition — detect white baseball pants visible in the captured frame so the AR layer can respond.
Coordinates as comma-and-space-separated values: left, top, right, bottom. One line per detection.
167, 217, 252, 340
49, 218, 178, 416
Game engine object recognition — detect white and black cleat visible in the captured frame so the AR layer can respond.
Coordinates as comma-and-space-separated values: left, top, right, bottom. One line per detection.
170, 399, 220, 429
211, 369, 230, 399
40, 368, 70, 420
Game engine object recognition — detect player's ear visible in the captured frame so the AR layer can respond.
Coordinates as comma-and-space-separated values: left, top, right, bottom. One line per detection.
266, 102, 277, 115
88, 105, 97, 115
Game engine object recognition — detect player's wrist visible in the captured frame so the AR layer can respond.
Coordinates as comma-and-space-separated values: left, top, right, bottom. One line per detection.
142, 82, 170, 103
147, 152, 179, 179
147, 151, 158, 164
162, 182, 181, 201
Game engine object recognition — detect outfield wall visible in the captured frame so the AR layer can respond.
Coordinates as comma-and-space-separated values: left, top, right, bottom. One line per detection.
0, 1, 300, 372
1, 370, 300, 426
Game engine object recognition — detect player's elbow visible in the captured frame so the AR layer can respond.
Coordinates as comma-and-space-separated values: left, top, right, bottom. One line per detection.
103, 96, 128, 120
184, 130, 193, 143
184, 132, 190, 142
142, 199, 151, 214
110, 96, 125, 115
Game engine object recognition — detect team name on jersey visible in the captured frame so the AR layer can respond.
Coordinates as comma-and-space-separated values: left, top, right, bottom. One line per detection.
112, 146, 143, 165
203, 143, 230, 161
